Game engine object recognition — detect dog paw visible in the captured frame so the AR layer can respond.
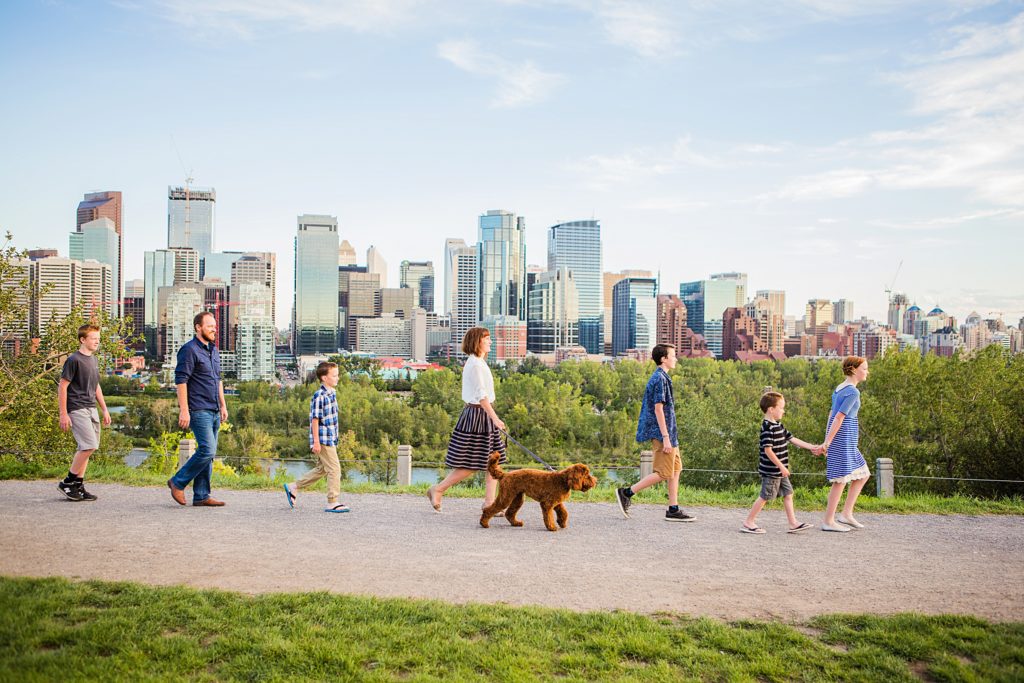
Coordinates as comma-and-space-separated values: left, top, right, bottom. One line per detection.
479, 518, 490, 528
511, 520, 523, 527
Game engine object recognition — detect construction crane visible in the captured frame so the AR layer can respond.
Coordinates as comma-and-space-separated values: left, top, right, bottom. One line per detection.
884, 260, 904, 303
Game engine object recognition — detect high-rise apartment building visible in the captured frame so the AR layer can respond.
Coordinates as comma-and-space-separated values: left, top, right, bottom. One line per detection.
443, 239, 466, 316
355, 309, 427, 360
1, 257, 32, 341
377, 287, 416, 318
656, 294, 688, 350
527, 267, 579, 353
680, 278, 742, 358
159, 283, 204, 361
888, 293, 910, 331
123, 279, 145, 348
144, 250, 176, 356
604, 270, 652, 355
548, 220, 602, 353
167, 185, 216, 258
76, 191, 123, 318
400, 260, 435, 312
69, 217, 119, 315
233, 282, 275, 381
230, 252, 276, 328
367, 245, 387, 289
832, 299, 854, 324
202, 280, 229, 351
479, 210, 526, 321
745, 296, 785, 353
722, 307, 767, 361
31, 257, 111, 331
804, 299, 834, 351
612, 277, 657, 356
293, 214, 339, 355
170, 247, 200, 284
755, 289, 786, 319
450, 243, 479, 357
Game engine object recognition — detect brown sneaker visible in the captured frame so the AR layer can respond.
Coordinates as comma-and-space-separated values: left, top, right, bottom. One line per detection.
167, 479, 186, 506
193, 497, 225, 507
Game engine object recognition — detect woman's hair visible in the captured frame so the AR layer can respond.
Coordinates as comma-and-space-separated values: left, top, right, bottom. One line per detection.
842, 355, 866, 376
759, 390, 784, 413
461, 327, 490, 356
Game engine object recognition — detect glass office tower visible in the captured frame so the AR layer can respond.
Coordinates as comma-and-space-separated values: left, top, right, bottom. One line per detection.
167, 185, 216, 258
293, 214, 339, 355
612, 277, 657, 356
547, 219, 602, 354
478, 210, 526, 321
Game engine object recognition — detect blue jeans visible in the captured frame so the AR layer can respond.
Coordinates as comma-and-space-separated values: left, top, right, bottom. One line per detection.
171, 409, 220, 503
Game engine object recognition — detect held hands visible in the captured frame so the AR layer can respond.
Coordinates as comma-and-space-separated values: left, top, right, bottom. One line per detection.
813, 443, 828, 457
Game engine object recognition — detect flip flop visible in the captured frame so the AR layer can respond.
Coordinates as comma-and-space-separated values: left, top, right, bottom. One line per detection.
426, 486, 441, 513
740, 525, 766, 534
324, 504, 350, 513
787, 522, 812, 533
283, 483, 295, 509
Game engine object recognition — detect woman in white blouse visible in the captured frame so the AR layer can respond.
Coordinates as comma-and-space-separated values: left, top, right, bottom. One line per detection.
426, 327, 507, 513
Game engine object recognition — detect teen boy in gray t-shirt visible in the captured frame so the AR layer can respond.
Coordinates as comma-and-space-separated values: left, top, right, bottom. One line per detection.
57, 324, 111, 501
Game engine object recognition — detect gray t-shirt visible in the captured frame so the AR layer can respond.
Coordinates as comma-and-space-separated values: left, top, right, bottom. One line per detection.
60, 351, 98, 412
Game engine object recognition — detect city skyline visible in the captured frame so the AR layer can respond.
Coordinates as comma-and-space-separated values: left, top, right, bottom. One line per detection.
0, 2, 1022, 327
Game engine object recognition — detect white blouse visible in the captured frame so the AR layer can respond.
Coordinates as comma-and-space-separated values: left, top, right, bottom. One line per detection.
461, 354, 496, 404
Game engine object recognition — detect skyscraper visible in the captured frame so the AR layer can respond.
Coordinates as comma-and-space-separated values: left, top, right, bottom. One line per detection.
680, 278, 742, 358
832, 299, 854, 324
338, 240, 357, 266
755, 289, 786, 319
400, 260, 435, 312
144, 250, 176, 356
656, 294, 688, 350
548, 220, 602, 353
888, 293, 910, 331
169, 247, 200, 284
805, 299, 834, 352
293, 214, 339, 355
527, 267, 579, 353
230, 252, 276, 329
478, 209, 526, 321
443, 238, 466, 316
367, 245, 387, 289
604, 270, 652, 355
612, 277, 657, 356
31, 257, 111, 331
710, 272, 747, 307
233, 281, 275, 381
450, 243, 479, 357
167, 185, 216, 258
69, 217, 119, 315
76, 191, 123, 318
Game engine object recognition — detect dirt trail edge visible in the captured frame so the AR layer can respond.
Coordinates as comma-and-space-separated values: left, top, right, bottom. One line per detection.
2, 481, 1022, 622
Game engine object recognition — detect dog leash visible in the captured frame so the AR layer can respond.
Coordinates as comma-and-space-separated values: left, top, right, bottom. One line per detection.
500, 430, 557, 471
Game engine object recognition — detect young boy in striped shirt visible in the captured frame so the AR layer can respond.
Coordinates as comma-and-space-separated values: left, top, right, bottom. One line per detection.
741, 390, 822, 534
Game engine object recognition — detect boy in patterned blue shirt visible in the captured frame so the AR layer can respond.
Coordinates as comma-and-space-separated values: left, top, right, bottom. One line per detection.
614, 344, 696, 523
283, 361, 348, 512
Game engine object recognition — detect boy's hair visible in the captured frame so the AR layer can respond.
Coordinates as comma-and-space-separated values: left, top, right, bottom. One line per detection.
461, 327, 490, 356
316, 361, 338, 380
842, 355, 866, 376
652, 343, 675, 366
193, 311, 214, 330
759, 390, 784, 413
77, 323, 100, 341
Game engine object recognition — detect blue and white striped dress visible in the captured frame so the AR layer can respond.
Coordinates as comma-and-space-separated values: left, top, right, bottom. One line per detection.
825, 383, 869, 483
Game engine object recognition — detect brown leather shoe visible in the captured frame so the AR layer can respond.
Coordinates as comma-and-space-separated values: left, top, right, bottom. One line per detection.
167, 479, 186, 506
193, 497, 225, 507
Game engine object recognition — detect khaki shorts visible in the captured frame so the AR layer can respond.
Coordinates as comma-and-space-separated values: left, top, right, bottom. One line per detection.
652, 439, 682, 479
760, 475, 793, 501
69, 407, 100, 451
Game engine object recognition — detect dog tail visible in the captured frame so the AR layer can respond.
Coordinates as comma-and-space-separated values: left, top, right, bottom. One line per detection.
487, 452, 505, 480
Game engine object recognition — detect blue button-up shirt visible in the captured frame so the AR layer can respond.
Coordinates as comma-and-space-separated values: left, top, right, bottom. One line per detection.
636, 367, 678, 447
175, 336, 222, 412
309, 385, 339, 447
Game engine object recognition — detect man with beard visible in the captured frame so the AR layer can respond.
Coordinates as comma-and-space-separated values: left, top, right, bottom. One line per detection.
168, 311, 229, 507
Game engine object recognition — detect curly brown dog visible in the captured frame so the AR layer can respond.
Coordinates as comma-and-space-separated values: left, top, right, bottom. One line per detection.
480, 452, 597, 532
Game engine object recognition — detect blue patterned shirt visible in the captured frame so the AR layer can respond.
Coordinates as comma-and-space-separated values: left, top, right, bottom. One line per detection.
309, 385, 339, 447
636, 367, 677, 447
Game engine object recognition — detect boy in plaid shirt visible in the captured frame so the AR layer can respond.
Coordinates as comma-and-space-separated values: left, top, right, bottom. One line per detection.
283, 361, 348, 512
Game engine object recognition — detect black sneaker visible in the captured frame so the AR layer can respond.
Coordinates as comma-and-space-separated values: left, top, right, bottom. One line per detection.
58, 480, 85, 501
77, 484, 98, 501
665, 508, 696, 522
615, 487, 632, 519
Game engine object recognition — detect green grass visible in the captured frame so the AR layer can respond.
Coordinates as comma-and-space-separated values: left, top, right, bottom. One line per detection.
1, 577, 1021, 682
3, 458, 1023, 515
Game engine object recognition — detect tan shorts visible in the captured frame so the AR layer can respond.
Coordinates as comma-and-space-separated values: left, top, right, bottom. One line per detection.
69, 407, 100, 451
652, 439, 682, 479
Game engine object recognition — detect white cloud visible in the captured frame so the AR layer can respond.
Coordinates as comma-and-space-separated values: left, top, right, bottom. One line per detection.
594, 1, 680, 58
437, 39, 566, 107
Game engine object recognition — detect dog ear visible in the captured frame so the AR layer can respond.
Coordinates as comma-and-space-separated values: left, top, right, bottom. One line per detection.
568, 464, 586, 489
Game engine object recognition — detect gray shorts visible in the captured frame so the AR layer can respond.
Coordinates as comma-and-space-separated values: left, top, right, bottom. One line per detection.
760, 475, 793, 501
69, 407, 101, 451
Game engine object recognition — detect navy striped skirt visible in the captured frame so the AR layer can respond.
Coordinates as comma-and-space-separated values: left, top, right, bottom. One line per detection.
445, 404, 507, 470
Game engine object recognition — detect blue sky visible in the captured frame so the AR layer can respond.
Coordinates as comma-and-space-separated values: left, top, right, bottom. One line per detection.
1, 0, 1022, 328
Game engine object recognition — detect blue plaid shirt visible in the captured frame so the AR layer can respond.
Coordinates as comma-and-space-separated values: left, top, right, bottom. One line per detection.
309, 385, 339, 447
636, 367, 678, 447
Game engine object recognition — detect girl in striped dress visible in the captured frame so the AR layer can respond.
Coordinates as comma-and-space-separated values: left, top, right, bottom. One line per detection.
426, 327, 507, 513
821, 356, 871, 532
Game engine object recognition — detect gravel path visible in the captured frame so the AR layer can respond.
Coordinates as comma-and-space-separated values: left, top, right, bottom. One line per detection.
2, 480, 1022, 622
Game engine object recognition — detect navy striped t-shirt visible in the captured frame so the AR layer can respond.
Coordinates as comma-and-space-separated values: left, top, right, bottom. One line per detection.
758, 419, 793, 477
